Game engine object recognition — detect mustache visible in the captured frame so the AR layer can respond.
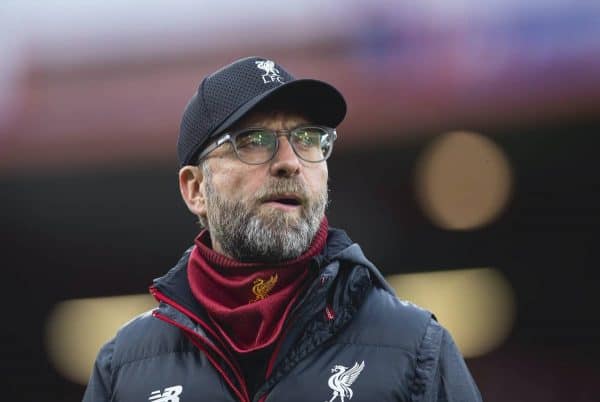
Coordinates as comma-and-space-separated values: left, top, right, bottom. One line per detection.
254, 178, 309, 204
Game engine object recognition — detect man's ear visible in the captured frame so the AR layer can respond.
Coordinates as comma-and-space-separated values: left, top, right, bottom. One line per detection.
178, 165, 207, 219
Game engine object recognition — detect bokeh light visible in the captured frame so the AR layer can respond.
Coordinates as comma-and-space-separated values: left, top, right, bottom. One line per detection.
415, 131, 513, 230
45, 294, 156, 384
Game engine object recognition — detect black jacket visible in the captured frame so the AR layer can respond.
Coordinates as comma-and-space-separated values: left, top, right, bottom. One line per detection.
83, 228, 482, 402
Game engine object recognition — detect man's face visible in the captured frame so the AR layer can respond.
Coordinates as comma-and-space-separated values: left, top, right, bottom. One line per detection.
200, 110, 329, 262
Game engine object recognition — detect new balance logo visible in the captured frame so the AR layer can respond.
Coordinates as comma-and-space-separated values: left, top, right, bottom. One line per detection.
149, 386, 183, 402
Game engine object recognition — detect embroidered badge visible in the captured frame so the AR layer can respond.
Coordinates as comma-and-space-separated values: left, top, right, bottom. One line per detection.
325, 361, 365, 402
255, 60, 285, 84
250, 273, 278, 302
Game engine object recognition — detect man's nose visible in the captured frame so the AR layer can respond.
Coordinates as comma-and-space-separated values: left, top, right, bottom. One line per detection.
269, 136, 301, 178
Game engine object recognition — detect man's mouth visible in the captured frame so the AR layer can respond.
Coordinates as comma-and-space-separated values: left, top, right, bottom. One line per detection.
262, 194, 303, 209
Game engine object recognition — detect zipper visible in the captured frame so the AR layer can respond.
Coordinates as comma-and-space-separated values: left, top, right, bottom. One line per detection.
149, 286, 236, 360
252, 265, 337, 402
150, 287, 251, 402
253, 263, 368, 401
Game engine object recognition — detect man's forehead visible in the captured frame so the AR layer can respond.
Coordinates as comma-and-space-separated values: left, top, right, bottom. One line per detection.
232, 109, 310, 130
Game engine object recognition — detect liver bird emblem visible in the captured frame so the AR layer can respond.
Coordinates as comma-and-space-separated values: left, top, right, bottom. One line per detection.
326, 361, 365, 402
249, 273, 278, 303
255, 60, 284, 84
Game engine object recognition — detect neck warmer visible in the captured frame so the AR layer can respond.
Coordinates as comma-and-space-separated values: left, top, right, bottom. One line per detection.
187, 218, 328, 354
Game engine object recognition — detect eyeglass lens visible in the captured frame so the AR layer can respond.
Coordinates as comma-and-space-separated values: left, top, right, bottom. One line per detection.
233, 127, 334, 164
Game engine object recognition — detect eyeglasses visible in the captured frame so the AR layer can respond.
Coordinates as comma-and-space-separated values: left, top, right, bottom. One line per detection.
196, 125, 337, 165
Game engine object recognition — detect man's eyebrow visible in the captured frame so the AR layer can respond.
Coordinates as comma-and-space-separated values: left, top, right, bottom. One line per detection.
241, 120, 312, 130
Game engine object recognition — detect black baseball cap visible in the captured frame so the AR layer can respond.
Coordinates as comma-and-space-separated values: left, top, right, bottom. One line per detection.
177, 56, 346, 167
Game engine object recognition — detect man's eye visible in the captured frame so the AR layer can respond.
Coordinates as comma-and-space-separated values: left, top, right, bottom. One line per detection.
237, 131, 272, 148
294, 130, 320, 147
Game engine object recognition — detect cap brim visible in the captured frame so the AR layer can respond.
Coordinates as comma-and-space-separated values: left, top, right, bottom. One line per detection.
210, 79, 346, 139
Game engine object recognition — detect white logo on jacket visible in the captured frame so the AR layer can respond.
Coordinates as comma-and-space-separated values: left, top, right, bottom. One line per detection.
149, 385, 183, 402
255, 60, 285, 84
325, 361, 365, 402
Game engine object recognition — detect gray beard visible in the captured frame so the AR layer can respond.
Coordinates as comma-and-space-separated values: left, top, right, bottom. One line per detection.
204, 171, 328, 263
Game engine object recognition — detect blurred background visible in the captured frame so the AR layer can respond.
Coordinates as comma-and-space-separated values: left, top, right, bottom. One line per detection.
2, 0, 600, 400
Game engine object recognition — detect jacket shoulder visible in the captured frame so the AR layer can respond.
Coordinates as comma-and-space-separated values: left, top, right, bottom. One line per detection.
107, 308, 191, 370
339, 286, 433, 353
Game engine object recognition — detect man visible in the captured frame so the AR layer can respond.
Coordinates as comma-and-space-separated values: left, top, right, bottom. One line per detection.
83, 57, 482, 402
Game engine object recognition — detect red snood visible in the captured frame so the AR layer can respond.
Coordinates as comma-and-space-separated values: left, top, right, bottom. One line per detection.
187, 218, 328, 354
